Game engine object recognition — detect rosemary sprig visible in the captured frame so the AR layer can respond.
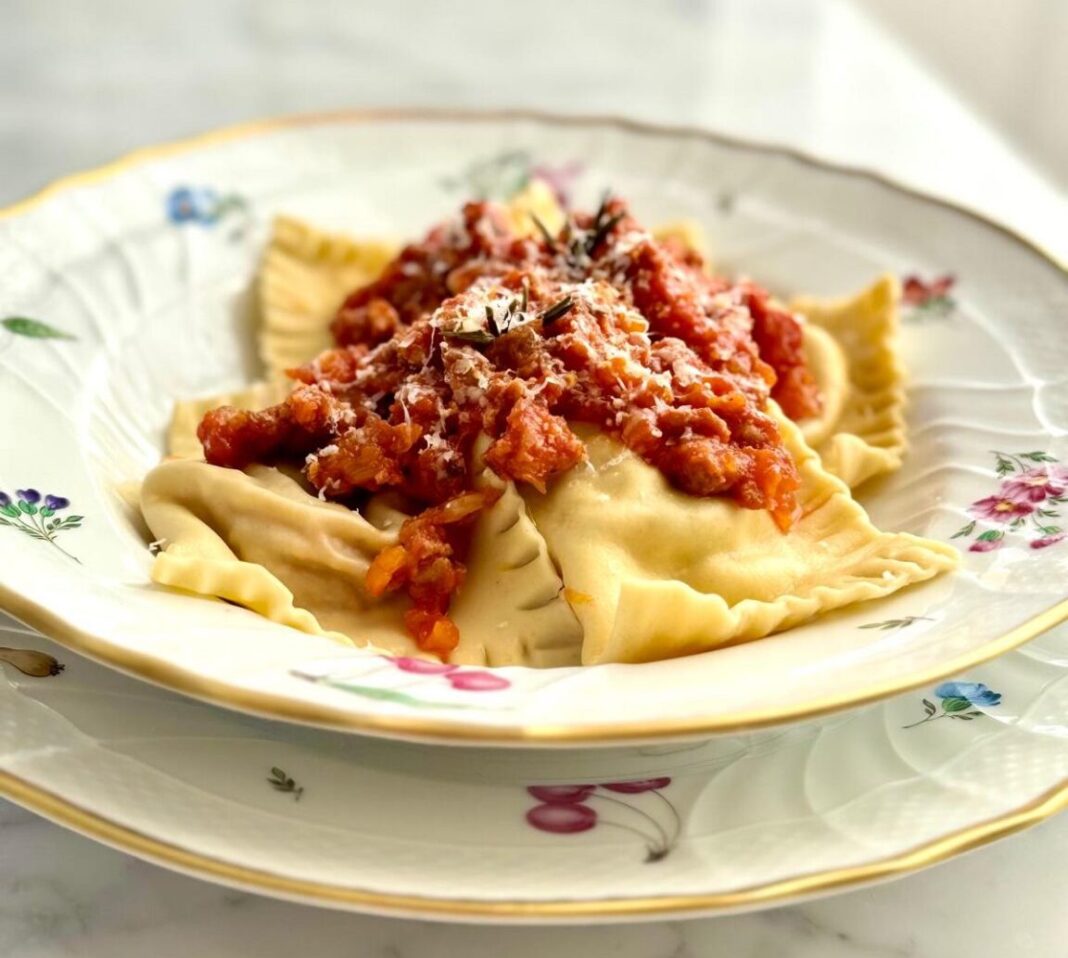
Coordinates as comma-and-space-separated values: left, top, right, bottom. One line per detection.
539, 191, 623, 268
586, 210, 624, 255
540, 296, 575, 326
530, 213, 559, 250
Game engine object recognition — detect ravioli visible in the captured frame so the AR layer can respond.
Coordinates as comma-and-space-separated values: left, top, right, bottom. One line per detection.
448, 446, 583, 668
792, 275, 907, 488
652, 220, 711, 260
524, 413, 955, 665
260, 215, 399, 378
142, 188, 954, 668
140, 452, 582, 667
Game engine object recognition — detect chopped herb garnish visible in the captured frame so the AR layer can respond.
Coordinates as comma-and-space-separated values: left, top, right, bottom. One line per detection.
530, 213, 559, 250
541, 296, 575, 326
591, 191, 610, 229
442, 324, 496, 344
587, 210, 624, 255
544, 191, 623, 268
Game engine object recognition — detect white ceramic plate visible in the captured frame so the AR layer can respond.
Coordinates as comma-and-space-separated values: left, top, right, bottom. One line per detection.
2, 608, 1065, 921
1, 111, 1066, 745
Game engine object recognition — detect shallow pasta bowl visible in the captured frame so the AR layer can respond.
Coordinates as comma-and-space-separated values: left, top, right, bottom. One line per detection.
0, 109, 1066, 746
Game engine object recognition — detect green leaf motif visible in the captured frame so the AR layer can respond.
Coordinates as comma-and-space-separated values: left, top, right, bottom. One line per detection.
0, 504, 19, 518
942, 696, 971, 713
266, 766, 303, 800
326, 681, 475, 710
1, 316, 76, 340
976, 529, 1002, 542
18, 501, 37, 515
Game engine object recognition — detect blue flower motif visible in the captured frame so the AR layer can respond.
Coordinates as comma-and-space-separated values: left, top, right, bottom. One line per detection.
166, 186, 219, 225
44, 494, 69, 511
16, 488, 40, 504
935, 681, 1002, 707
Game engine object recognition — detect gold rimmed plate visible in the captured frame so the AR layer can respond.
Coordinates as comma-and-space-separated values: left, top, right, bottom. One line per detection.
0, 110, 1066, 745
2, 611, 1066, 920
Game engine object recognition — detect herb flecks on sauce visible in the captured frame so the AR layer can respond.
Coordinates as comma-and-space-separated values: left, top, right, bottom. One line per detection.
197, 197, 820, 656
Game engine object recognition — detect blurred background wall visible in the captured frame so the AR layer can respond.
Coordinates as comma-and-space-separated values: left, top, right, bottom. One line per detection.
1, 0, 1064, 249
857, 0, 1068, 190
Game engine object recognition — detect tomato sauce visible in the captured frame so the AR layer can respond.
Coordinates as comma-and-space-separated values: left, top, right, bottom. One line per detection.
198, 197, 820, 655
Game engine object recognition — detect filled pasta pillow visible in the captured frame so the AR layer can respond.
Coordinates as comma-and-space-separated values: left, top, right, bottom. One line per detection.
523, 413, 955, 665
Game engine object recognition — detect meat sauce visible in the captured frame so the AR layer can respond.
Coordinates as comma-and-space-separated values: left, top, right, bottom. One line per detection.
198, 197, 821, 655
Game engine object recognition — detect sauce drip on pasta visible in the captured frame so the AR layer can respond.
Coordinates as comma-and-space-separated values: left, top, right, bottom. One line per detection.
197, 196, 820, 656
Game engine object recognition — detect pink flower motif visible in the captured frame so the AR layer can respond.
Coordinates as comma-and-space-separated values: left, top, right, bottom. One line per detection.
600, 777, 673, 794
1030, 534, 1066, 550
447, 670, 511, 692
388, 656, 457, 675
902, 274, 955, 306
529, 160, 584, 206
527, 785, 595, 803
526, 802, 597, 834
1001, 466, 1068, 503
969, 537, 1003, 553
968, 495, 1034, 523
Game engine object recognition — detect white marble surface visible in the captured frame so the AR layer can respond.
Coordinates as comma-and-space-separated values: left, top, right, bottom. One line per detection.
1, 0, 1066, 954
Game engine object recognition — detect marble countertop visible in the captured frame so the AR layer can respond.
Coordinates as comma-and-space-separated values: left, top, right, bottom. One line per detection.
2, 0, 1065, 954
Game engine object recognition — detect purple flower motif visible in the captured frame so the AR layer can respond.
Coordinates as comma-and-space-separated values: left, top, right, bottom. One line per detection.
1001, 466, 1068, 504
0, 486, 83, 561
1030, 534, 1066, 550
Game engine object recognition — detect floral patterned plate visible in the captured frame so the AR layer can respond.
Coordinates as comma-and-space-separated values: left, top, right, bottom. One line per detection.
0, 111, 1066, 745
1, 609, 1065, 920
